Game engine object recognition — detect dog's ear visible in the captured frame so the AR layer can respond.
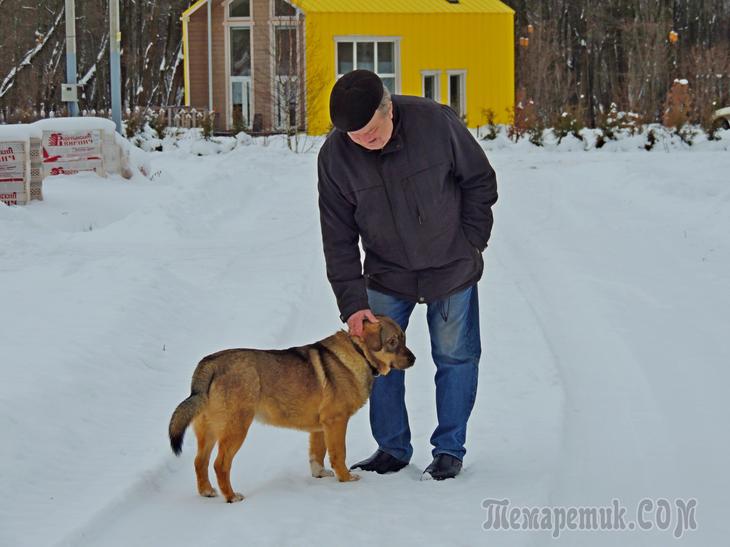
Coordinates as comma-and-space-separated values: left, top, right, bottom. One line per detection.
362, 320, 383, 352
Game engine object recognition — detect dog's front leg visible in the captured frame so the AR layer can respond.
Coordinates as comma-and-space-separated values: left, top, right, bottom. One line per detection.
309, 431, 334, 478
322, 417, 359, 482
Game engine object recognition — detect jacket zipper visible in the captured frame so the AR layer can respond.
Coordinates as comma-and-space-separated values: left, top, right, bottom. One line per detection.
404, 179, 424, 224
376, 156, 414, 271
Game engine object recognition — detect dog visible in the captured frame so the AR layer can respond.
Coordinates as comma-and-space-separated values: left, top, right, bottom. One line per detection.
168, 316, 415, 503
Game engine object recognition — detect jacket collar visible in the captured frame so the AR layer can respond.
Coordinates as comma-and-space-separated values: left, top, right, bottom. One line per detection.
380, 97, 403, 155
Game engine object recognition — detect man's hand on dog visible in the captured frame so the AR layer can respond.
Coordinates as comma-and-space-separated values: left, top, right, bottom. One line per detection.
347, 309, 379, 338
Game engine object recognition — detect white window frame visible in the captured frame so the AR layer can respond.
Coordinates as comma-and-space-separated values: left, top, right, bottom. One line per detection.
421, 70, 441, 103
334, 36, 401, 93
273, 76, 301, 130
226, 0, 252, 20
271, 23, 302, 130
447, 69, 467, 118
224, 23, 254, 129
271, 0, 298, 19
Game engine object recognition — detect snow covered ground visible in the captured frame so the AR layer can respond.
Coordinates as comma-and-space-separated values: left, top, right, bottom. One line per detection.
1, 133, 728, 546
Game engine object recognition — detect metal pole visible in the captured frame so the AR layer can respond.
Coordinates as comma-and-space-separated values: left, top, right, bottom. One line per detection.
109, 0, 123, 134
64, 0, 78, 116
207, 1, 213, 113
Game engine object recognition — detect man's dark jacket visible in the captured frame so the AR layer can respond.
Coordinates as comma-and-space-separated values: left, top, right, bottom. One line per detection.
318, 95, 498, 322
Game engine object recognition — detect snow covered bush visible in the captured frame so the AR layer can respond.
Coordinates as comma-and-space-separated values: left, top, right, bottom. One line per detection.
552, 107, 584, 144
508, 89, 539, 143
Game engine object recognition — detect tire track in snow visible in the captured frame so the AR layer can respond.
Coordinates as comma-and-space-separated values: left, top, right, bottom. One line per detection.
492, 160, 686, 546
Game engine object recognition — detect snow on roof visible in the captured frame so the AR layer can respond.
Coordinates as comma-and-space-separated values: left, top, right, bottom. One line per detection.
31, 117, 117, 133
0, 124, 42, 141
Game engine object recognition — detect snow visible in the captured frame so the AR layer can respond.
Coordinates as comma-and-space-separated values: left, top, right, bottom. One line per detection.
113, 131, 152, 178
1, 133, 728, 546
0, 123, 42, 140
31, 116, 117, 133
480, 124, 730, 152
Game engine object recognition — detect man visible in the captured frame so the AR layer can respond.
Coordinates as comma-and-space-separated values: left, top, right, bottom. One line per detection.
317, 70, 498, 480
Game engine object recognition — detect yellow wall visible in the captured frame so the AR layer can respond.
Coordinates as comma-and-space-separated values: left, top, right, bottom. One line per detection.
304, 12, 514, 134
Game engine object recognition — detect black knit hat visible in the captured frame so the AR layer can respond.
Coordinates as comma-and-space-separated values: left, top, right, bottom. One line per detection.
329, 70, 384, 132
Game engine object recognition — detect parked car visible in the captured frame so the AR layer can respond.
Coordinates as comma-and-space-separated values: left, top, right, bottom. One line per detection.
712, 107, 730, 130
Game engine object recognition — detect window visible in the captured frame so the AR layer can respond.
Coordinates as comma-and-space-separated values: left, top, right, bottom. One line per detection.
274, 27, 299, 129
274, 78, 298, 129
231, 79, 251, 127
274, 0, 296, 17
230, 28, 251, 76
230, 27, 252, 127
336, 39, 398, 93
275, 27, 297, 76
448, 71, 466, 117
337, 42, 354, 74
229, 0, 250, 18
422, 71, 441, 102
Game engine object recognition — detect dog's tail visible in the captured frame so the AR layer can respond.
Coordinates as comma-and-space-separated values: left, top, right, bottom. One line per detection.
169, 356, 217, 456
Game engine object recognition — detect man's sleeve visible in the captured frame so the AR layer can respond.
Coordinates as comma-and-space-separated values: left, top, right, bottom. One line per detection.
317, 150, 370, 322
442, 106, 498, 251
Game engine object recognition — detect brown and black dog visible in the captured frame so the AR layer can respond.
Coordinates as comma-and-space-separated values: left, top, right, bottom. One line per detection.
168, 316, 415, 503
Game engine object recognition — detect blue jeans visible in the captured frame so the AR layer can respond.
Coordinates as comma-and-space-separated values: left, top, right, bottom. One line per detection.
367, 284, 481, 463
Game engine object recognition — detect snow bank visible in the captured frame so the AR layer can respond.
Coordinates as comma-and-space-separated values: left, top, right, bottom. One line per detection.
1, 118, 152, 197
31, 116, 117, 133
0, 124, 42, 140
479, 124, 730, 153
114, 132, 151, 179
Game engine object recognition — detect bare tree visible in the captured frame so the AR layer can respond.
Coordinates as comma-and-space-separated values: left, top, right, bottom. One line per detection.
255, 9, 329, 150
507, 0, 730, 126
0, 0, 187, 117
1, 0, 728, 128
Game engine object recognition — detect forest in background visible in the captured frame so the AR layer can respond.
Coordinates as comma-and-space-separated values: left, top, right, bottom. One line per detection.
0, 0, 728, 129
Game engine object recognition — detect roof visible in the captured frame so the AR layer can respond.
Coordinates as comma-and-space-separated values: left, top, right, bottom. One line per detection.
182, 0, 210, 19
291, 0, 514, 14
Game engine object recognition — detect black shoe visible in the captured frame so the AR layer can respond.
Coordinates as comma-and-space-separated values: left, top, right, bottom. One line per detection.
350, 449, 409, 474
422, 454, 462, 481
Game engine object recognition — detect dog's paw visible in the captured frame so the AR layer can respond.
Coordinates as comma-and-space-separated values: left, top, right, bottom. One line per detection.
312, 468, 335, 478
225, 493, 245, 503
310, 461, 335, 478
339, 472, 360, 482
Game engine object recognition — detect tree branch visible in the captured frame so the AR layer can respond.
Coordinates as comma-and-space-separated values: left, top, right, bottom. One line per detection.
0, 7, 65, 99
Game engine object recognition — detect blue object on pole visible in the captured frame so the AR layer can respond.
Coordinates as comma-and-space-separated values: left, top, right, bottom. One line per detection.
65, 0, 79, 117
110, 0, 123, 134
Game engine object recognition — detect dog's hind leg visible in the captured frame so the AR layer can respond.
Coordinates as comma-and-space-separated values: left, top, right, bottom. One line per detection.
214, 411, 254, 503
309, 431, 334, 478
193, 416, 217, 497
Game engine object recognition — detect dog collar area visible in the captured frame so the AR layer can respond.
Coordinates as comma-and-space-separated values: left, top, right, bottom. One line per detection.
351, 341, 379, 377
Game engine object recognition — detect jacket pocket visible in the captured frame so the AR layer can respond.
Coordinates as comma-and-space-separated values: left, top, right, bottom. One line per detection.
403, 178, 426, 224
401, 161, 453, 230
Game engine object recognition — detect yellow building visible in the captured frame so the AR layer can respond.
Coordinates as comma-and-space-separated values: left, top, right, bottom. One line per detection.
182, 0, 514, 134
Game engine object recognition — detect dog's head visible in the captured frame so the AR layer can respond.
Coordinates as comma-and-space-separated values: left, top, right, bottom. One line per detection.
358, 315, 416, 376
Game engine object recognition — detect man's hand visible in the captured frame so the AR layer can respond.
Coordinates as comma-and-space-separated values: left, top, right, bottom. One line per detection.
347, 309, 379, 338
